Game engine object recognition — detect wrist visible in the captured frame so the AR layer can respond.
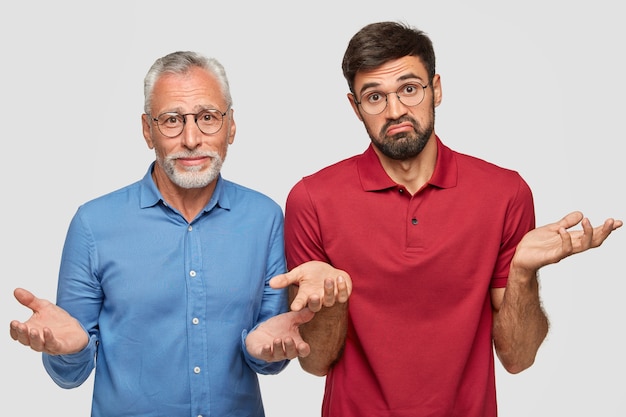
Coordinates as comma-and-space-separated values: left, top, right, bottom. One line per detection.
508, 263, 538, 287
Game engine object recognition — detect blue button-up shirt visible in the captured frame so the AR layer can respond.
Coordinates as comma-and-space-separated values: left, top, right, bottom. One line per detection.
42, 163, 289, 417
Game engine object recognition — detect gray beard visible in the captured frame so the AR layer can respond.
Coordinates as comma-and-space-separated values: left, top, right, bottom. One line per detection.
158, 150, 224, 189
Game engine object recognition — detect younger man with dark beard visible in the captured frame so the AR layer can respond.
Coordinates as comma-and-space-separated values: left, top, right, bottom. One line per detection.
280, 21, 622, 417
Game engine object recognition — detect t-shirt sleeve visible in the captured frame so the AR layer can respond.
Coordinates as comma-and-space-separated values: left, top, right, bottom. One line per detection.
491, 174, 536, 288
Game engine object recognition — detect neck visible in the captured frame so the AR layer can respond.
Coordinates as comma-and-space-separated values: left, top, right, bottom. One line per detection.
374, 136, 438, 195
152, 167, 216, 222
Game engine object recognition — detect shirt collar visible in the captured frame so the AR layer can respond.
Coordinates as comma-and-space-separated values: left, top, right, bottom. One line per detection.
357, 135, 458, 191
139, 161, 231, 212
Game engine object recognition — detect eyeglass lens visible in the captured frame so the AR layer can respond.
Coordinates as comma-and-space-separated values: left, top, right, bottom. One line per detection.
155, 110, 224, 137
359, 83, 426, 115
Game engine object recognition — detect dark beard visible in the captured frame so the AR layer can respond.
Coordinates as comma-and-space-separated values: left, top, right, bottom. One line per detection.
368, 114, 434, 161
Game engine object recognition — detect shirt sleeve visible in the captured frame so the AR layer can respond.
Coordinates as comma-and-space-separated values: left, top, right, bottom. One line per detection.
284, 179, 329, 269
43, 208, 101, 387
491, 174, 536, 288
241, 207, 290, 375
43, 332, 97, 389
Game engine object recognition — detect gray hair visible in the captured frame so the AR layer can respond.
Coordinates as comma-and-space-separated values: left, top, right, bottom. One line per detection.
143, 51, 233, 115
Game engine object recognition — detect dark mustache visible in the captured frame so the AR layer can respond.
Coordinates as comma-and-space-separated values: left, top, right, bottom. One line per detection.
383, 116, 418, 132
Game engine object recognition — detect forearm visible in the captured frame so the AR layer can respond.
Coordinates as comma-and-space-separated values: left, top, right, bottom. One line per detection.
290, 285, 347, 376
492, 268, 549, 374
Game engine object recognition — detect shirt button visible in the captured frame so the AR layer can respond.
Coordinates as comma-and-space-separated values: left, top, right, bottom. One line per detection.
411, 218, 418, 225
190, 270, 196, 277
194, 366, 201, 374
192, 318, 199, 325
188, 225, 193, 232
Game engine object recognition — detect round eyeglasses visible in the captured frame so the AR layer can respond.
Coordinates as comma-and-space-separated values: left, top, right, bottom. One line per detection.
354, 82, 428, 115
151, 109, 228, 137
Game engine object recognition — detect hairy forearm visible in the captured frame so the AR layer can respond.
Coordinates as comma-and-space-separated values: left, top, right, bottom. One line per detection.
493, 269, 549, 374
290, 285, 347, 376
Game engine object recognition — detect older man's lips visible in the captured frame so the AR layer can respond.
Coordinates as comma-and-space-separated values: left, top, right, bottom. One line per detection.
178, 156, 210, 167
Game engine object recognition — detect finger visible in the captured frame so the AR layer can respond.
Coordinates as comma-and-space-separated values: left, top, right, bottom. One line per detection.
296, 341, 311, 358
578, 217, 594, 250
13, 326, 45, 352
587, 218, 616, 248
323, 278, 335, 307
558, 226, 573, 257
559, 211, 584, 229
9, 321, 22, 341
290, 291, 312, 312
604, 218, 618, 232
28, 328, 46, 352
272, 338, 284, 359
259, 344, 272, 360
10, 322, 29, 345
283, 337, 299, 359
336, 275, 350, 303
600, 218, 617, 236
306, 295, 322, 313
41, 327, 67, 356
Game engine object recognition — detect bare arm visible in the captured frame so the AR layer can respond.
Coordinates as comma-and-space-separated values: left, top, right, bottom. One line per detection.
270, 261, 351, 376
491, 275, 548, 374
288, 284, 348, 376
493, 211, 622, 373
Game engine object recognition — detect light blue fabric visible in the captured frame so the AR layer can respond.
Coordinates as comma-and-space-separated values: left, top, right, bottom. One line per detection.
43, 162, 289, 417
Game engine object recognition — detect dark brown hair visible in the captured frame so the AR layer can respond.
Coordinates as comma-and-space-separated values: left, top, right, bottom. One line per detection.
341, 21, 436, 93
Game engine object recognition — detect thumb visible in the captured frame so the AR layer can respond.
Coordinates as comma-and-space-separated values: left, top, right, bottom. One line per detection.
13, 288, 44, 311
269, 270, 299, 289
292, 308, 315, 325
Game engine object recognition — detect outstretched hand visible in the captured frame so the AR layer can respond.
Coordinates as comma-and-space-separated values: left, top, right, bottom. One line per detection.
269, 260, 352, 312
245, 308, 315, 362
511, 211, 622, 273
9, 288, 88, 355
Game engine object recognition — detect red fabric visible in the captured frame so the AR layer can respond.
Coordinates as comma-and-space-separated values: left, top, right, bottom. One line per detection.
284, 137, 535, 417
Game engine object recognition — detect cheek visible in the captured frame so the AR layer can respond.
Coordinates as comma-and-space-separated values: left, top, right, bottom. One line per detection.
151, 140, 172, 160
217, 141, 231, 160
363, 117, 384, 135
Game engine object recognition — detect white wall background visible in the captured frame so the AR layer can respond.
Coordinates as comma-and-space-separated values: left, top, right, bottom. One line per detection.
1, 1, 624, 416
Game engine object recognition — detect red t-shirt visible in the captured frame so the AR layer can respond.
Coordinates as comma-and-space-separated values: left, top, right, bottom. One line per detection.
284, 137, 535, 417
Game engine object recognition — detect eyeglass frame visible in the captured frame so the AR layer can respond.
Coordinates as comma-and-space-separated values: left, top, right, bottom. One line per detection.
150, 108, 229, 138
353, 81, 429, 115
